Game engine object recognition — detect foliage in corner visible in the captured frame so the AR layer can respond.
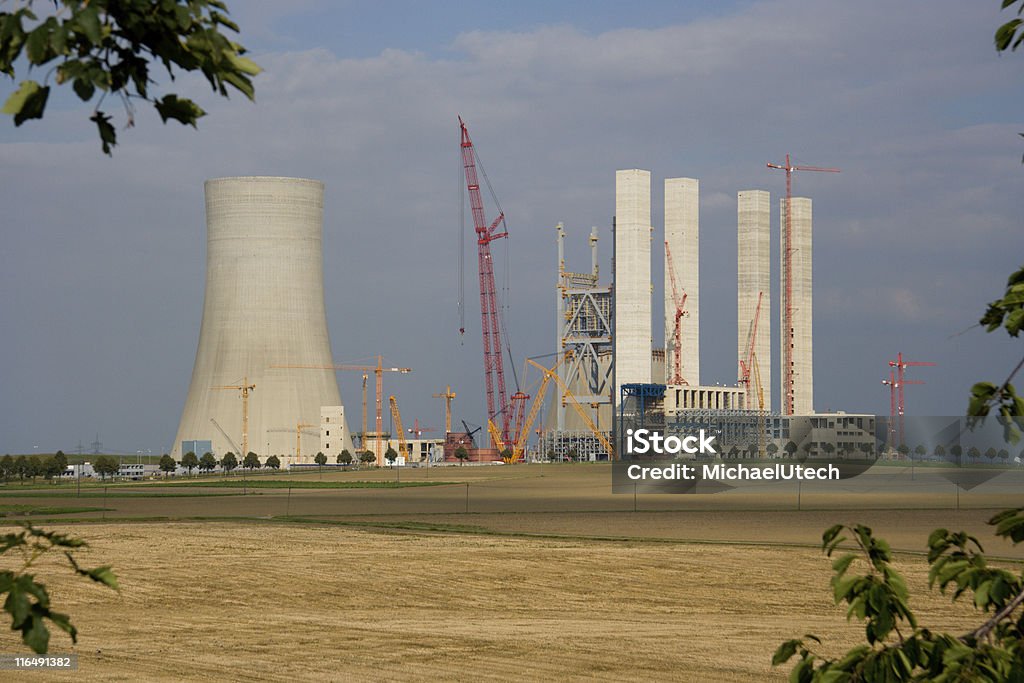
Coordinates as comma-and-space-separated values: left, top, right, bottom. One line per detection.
774, 508, 1024, 681
0, 524, 118, 654
0, 0, 260, 154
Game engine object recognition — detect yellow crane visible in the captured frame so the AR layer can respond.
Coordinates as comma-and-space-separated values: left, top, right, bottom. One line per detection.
388, 395, 411, 465
487, 419, 507, 459
432, 385, 456, 433
360, 374, 368, 448
516, 355, 615, 462
271, 356, 411, 464
267, 423, 317, 465
211, 377, 255, 458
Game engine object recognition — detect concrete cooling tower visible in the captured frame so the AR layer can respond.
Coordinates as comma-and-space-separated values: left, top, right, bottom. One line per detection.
171, 176, 352, 463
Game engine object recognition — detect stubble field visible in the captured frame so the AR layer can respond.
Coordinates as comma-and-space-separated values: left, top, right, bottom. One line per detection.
1, 463, 1020, 681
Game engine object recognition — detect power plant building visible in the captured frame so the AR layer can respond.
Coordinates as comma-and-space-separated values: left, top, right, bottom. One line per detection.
664, 177, 700, 386
737, 190, 771, 412
171, 176, 353, 463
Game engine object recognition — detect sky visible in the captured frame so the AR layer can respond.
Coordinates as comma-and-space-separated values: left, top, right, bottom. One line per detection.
1, 0, 1022, 455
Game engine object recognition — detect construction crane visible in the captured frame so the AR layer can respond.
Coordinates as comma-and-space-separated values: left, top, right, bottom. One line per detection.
360, 374, 368, 448
209, 418, 241, 456
884, 352, 934, 449
881, 370, 921, 450
751, 353, 766, 457
487, 419, 506, 457
211, 377, 255, 458
737, 292, 763, 395
271, 356, 411, 464
432, 385, 456, 433
509, 358, 560, 463
767, 154, 839, 415
524, 357, 615, 461
388, 396, 411, 464
664, 241, 690, 385
268, 423, 317, 465
459, 116, 513, 444
407, 419, 437, 438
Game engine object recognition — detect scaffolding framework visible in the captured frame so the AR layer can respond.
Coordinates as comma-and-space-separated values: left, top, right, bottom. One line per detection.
556, 223, 613, 431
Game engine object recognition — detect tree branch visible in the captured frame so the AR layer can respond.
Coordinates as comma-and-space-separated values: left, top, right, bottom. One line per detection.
963, 584, 1024, 642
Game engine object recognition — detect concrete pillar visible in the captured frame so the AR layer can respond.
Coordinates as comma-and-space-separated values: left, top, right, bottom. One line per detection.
781, 197, 813, 415
738, 190, 771, 412
664, 177, 699, 386
614, 169, 652, 405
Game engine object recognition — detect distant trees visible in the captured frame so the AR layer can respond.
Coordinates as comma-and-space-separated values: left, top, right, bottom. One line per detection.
968, 446, 981, 461
199, 452, 217, 474
951, 444, 963, 460
0, 455, 12, 481
159, 454, 177, 476
934, 444, 946, 458
821, 442, 835, 457
13, 455, 27, 482
897, 444, 910, 459
359, 451, 376, 466
265, 455, 281, 470
455, 446, 469, 466
52, 451, 68, 475
314, 452, 328, 478
784, 441, 797, 457
181, 451, 199, 477
998, 448, 1010, 463
384, 448, 397, 467
766, 443, 779, 458
243, 452, 261, 470
92, 456, 119, 481
337, 450, 352, 465
220, 452, 238, 474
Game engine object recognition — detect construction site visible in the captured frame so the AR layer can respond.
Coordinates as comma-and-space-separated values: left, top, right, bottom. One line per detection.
168, 122, 936, 470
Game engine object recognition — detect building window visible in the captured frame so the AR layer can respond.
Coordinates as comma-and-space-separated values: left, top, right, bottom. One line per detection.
326, 417, 330, 423
326, 430, 330, 436
326, 443, 330, 450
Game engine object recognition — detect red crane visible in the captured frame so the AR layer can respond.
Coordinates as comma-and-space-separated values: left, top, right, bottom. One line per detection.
881, 369, 923, 449
459, 116, 512, 444
664, 240, 689, 385
767, 154, 839, 415
738, 291, 763, 392
886, 351, 936, 449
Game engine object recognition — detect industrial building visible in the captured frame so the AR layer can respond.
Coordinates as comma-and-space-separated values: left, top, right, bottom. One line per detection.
171, 177, 353, 464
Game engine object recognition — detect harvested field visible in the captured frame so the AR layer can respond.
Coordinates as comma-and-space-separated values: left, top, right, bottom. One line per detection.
0, 463, 1019, 680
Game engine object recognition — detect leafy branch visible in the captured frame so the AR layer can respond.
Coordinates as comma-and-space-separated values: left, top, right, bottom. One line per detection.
775, 509, 1024, 681
0, 0, 260, 153
0, 523, 118, 654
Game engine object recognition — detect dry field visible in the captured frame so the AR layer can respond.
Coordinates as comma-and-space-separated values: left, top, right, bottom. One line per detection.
0, 463, 1019, 681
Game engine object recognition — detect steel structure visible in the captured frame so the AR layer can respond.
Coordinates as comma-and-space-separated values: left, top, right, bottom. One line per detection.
556, 223, 613, 432
388, 396, 410, 463
767, 156, 838, 415
432, 385, 456, 433
459, 117, 512, 444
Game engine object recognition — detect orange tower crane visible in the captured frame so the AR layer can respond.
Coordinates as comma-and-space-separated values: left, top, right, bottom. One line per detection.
664, 241, 689, 385
432, 385, 456, 433
271, 356, 411, 463
211, 377, 255, 458
886, 352, 935, 448
767, 154, 839, 415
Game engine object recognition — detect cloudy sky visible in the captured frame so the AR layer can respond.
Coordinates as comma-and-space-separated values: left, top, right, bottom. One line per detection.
1, 0, 1022, 455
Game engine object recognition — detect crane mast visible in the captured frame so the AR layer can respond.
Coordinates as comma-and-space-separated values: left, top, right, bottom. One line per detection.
459, 116, 511, 444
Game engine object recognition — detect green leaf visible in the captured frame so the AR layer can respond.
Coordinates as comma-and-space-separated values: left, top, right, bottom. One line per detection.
72, 78, 95, 102
90, 111, 116, 155
2, 80, 51, 125
227, 52, 262, 76
46, 610, 77, 642
73, 6, 103, 46
154, 95, 205, 127
773, 638, 801, 666
23, 612, 49, 654
4, 583, 30, 627
84, 566, 118, 590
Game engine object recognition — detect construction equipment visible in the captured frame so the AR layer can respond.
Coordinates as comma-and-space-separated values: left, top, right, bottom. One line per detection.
884, 352, 934, 448
751, 353, 766, 457
432, 385, 456, 433
459, 116, 513, 444
360, 374, 368, 447
767, 155, 839, 415
271, 356, 411, 463
209, 418, 241, 456
211, 377, 255, 458
737, 292, 763, 396
524, 357, 615, 461
388, 396, 410, 464
487, 419, 506, 456
267, 423, 317, 465
664, 241, 689, 385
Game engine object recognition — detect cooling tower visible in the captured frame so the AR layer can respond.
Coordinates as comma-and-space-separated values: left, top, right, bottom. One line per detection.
171, 176, 352, 462
781, 196, 813, 415
614, 169, 652, 407
664, 177, 699, 386
738, 190, 771, 412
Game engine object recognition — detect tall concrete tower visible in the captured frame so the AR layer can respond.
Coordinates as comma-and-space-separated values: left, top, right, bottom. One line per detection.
614, 169, 652, 405
780, 197, 813, 415
737, 190, 771, 412
664, 177, 699, 386
171, 176, 353, 461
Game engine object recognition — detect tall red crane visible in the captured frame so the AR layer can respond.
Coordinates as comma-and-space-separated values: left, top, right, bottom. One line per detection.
738, 291, 763, 392
767, 154, 839, 415
460, 116, 512, 444
664, 241, 689, 385
886, 352, 936, 448
881, 369, 924, 449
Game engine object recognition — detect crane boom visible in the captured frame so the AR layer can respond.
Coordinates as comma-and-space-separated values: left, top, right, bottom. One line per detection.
388, 396, 410, 465
664, 241, 689, 385
460, 116, 511, 444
